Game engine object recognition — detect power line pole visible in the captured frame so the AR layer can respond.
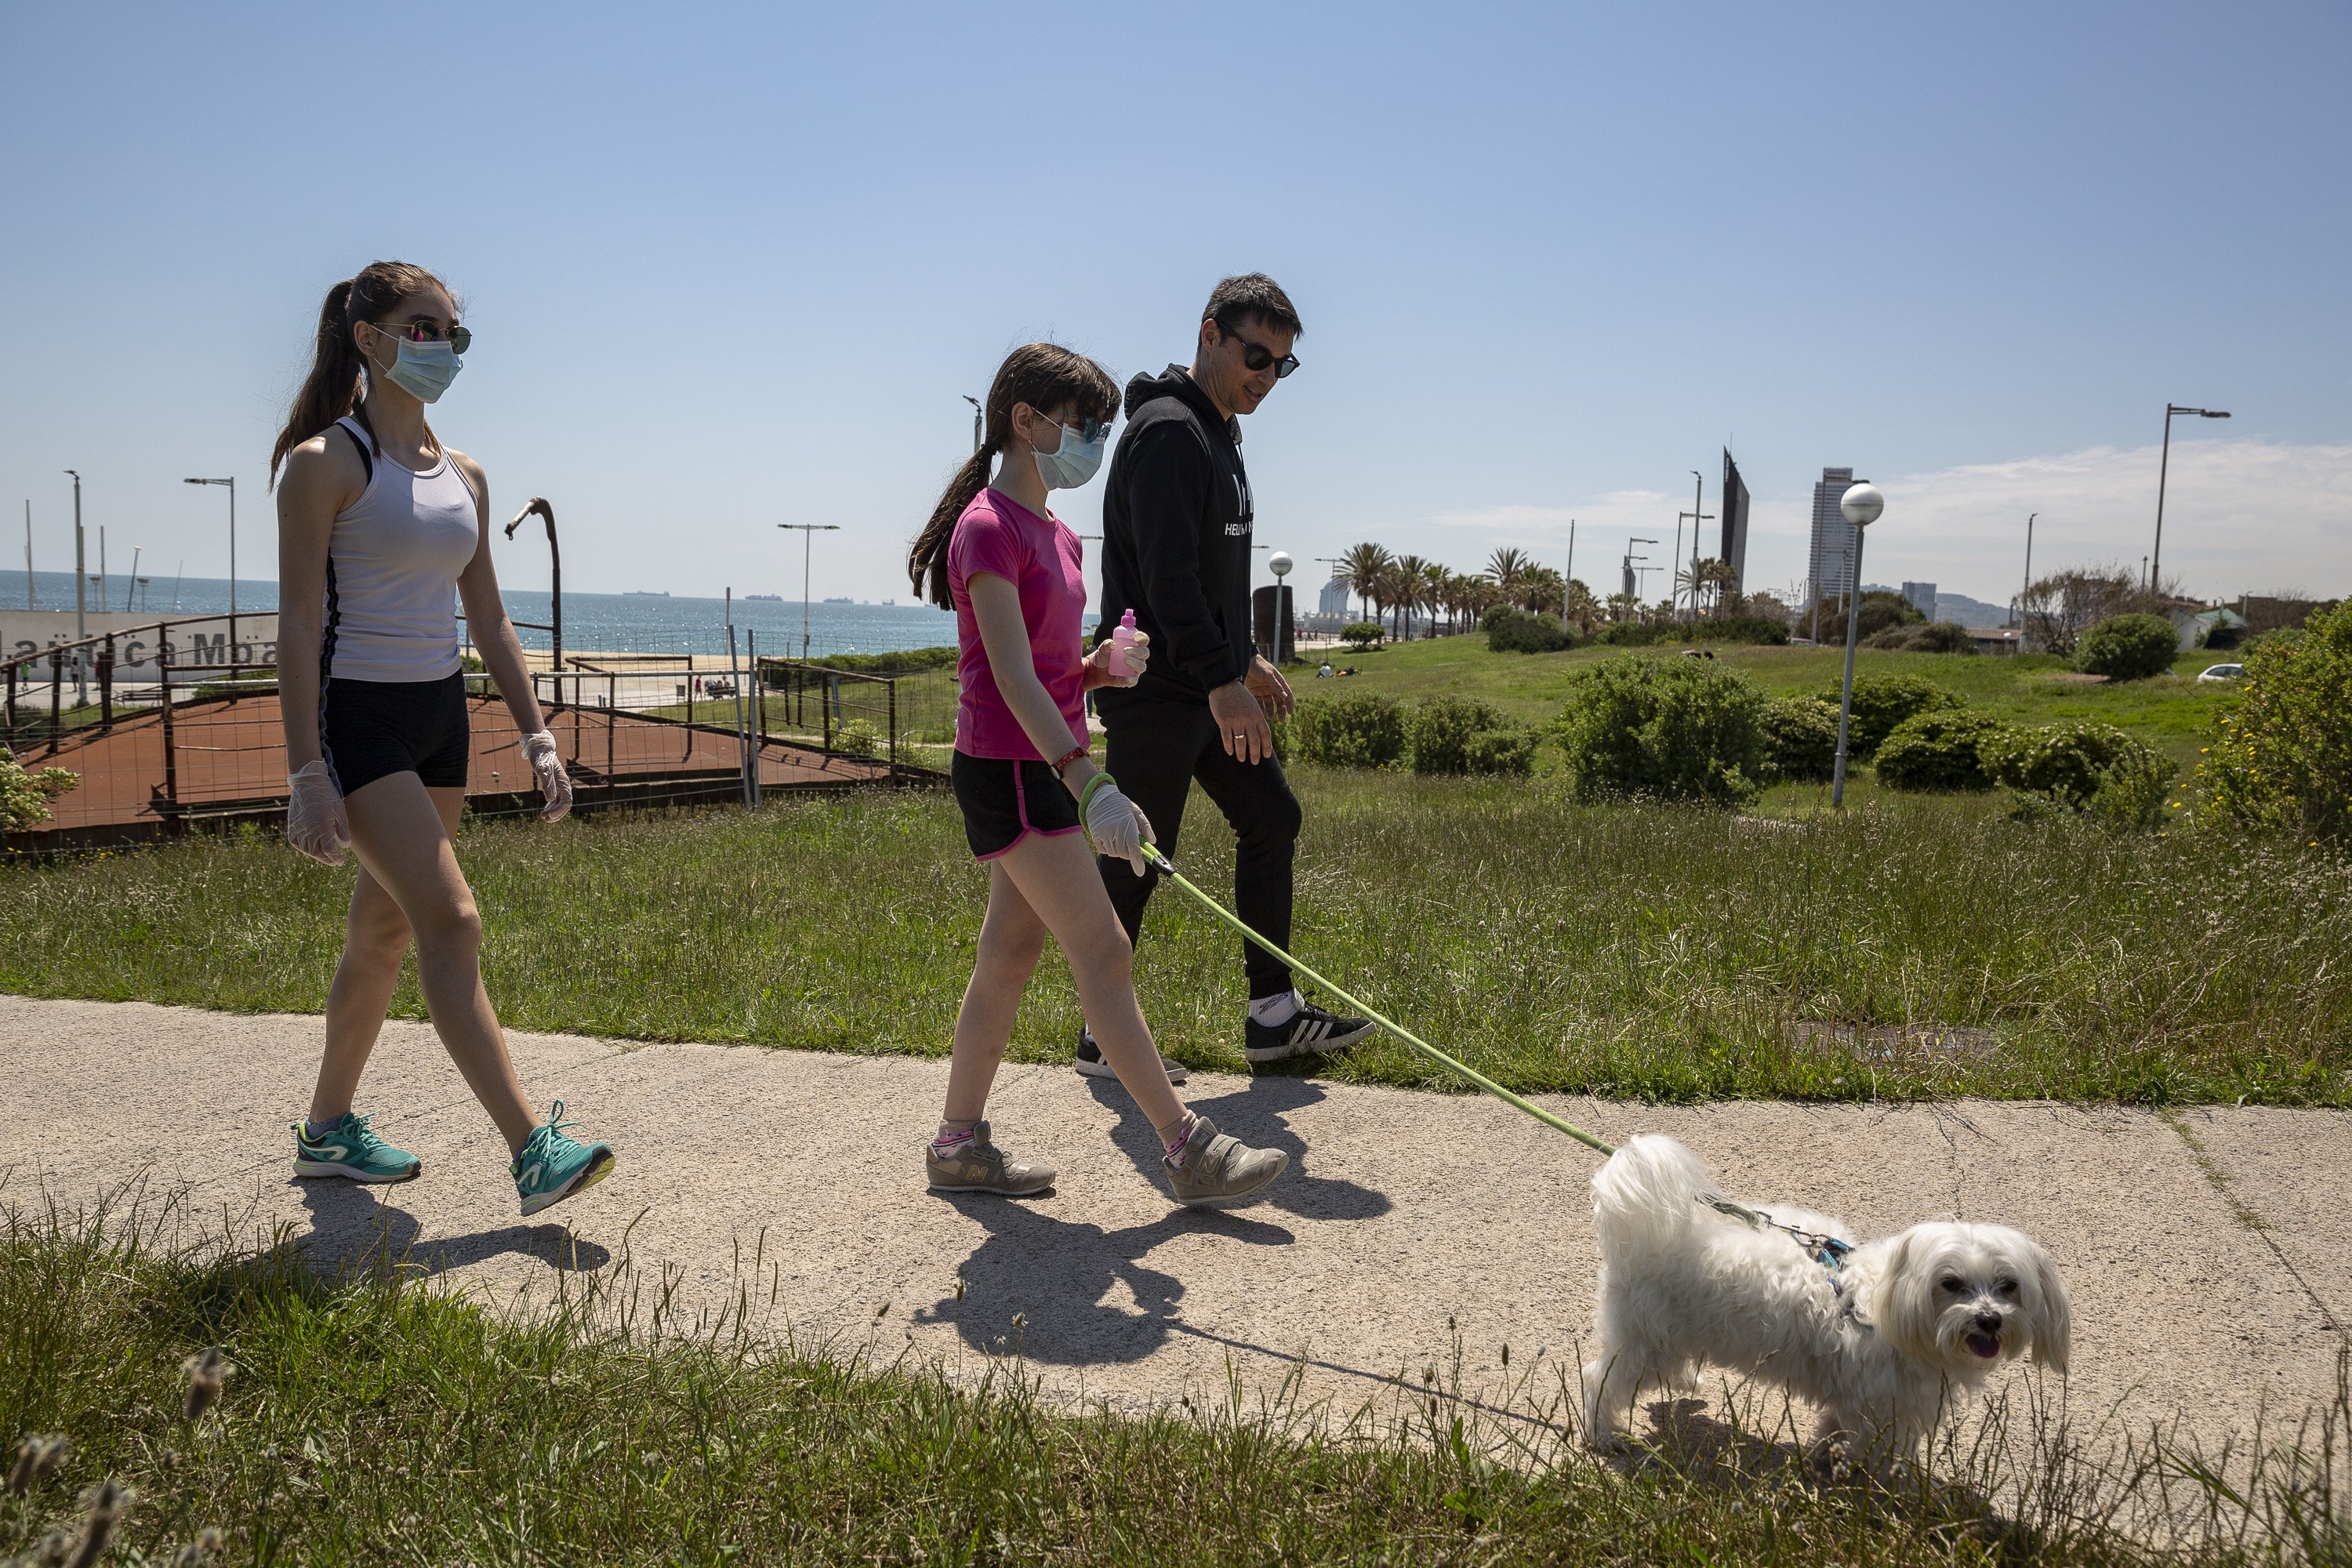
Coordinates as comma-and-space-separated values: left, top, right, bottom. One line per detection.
65, 470, 85, 702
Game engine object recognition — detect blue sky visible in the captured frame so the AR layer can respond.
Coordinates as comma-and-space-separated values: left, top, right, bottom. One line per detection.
3, 2, 2346, 612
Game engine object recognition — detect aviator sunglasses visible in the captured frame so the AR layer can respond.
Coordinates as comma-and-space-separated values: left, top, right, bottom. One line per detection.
368, 318, 473, 355
1214, 318, 1299, 379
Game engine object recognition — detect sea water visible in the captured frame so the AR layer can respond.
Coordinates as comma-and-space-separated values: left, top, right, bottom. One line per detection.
15, 572, 985, 659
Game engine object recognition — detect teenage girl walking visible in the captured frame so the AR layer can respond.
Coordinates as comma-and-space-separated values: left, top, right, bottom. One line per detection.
270, 260, 615, 1217
909, 343, 1287, 1207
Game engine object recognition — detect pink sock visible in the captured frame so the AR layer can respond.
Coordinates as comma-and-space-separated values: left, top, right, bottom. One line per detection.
1160, 1114, 1197, 1166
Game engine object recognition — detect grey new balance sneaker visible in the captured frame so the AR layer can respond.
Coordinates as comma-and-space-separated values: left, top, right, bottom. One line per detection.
1164, 1116, 1287, 1209
1075, 1024, 1190, 1085
926, 1122, 1056, 1197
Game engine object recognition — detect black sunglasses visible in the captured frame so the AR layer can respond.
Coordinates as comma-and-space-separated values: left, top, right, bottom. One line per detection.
1214, 319, 1300, 379
370, 318, 473, 355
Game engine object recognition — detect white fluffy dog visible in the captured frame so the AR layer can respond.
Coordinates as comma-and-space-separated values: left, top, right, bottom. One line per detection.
1582, 1134, 2071, 1465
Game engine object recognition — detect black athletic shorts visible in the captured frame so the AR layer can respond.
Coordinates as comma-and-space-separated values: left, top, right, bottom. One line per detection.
322, 673, 470, 798
949, 750, 1083, 861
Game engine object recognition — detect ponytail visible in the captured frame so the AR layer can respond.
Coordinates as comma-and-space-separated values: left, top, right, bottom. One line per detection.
908, 342, 1121, 611
908, 445, 996, 610
270, 260, 453, 485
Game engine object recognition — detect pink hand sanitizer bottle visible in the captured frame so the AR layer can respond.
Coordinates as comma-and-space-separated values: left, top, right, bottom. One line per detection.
1108, 608, 1138, 677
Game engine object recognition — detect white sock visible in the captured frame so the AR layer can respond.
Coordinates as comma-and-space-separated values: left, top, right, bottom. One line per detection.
1249, 990, 1302, 1028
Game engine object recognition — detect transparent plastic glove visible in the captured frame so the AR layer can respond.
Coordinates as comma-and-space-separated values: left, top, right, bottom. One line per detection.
521, 729, 574, 822
285, 760, 350, 866
1082, 775, 1156, 877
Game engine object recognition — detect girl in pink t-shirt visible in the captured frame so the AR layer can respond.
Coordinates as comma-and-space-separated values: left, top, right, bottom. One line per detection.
906, 343, 1287, 1210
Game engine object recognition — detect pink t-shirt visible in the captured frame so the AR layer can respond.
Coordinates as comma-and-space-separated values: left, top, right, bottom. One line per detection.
949, 488, 1089, 760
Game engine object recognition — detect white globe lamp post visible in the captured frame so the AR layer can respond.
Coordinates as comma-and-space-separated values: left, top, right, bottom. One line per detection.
1268, 550, 1294, 580
1831, 482, 1884, 808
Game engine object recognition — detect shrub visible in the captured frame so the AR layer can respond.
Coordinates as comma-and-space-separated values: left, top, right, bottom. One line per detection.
1339, 622, 1385, 652
1686, 616, 1792, 647
1, 747, 77, 832
1463, 724, 1536, 776
1867, 621, 1977, 654
1593, 621, 1661, 647
1482, 606, 1573, 654
1814, 673, 1962, 757
2074, 613, 2180, 681
1797, 590, 1922, 644
806, 644, 960, 676
831, 718, 881, 758
1289, 691, 1406, 768
1984, 722, 2176, 829
1555, 656, 1767, 807
2201, 599, 2352, 842
1408, 696, 1534, 775
1875, 710, 2008, 793
1759, 695, 1840, 783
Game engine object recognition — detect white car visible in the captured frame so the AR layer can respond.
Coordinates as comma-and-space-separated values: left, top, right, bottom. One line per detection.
2198, 663, 2245, 683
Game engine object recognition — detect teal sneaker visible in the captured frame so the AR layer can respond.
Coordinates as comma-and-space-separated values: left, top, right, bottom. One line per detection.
511, 1100, 615, 1218
291, 1111, 422, 1184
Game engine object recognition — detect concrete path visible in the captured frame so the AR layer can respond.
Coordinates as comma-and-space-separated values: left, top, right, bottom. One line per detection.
3, 994, 2345, 1461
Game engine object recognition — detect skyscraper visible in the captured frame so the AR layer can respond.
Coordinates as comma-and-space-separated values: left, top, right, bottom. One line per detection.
1806, 466, 1858, 611
1720, 449, 1751, 599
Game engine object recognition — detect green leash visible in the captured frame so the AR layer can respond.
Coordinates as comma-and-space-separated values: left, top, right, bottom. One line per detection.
1138, 843, 1805, 1241
1140, 844, 1617, 1156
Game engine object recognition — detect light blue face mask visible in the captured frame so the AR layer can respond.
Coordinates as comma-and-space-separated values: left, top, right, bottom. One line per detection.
372, 330, 463, 404
1033, 417, 1109, 490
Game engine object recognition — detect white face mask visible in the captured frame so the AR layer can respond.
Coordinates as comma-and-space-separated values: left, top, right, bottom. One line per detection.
1032, 416, 1109, 490
369, 327, 463, 404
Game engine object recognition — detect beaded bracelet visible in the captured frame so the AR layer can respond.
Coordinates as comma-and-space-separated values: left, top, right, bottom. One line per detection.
1051, 744, 1088, 775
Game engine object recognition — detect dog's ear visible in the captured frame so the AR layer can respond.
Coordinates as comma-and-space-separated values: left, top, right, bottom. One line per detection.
1871, 1229, 1940, 1363
2021, 1237, 2071, 1375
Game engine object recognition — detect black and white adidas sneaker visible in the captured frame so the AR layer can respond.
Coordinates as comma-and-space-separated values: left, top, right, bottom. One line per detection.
1243, 1002, 1375, 1065
1075, 1024, 1190, 1085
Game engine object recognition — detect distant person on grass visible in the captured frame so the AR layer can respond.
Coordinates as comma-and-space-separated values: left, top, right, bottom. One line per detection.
906, 343, 1287, 1208
270, 261, 615, 1218
1087, 274, 1372, 1073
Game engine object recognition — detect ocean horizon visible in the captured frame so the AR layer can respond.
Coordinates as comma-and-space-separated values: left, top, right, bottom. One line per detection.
14, 571, 987, 658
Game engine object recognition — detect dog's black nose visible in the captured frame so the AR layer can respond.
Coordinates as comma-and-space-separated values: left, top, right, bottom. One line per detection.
1974, 1311, 2002, 1334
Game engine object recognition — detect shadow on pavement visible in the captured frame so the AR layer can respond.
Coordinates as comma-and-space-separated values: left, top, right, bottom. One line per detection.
913, 1196, 1292, 1365
292, 1178, 611, 1274
1083, 1073, 1393, 1224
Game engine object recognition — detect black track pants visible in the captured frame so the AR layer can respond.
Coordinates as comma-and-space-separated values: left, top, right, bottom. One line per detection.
1094, 691, 1302, 1000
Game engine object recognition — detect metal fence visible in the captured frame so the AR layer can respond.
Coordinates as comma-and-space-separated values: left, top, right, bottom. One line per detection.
4, 622, 944, 855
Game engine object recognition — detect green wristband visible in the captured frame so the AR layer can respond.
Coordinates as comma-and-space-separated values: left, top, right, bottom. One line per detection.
1077, 770, 1118, 818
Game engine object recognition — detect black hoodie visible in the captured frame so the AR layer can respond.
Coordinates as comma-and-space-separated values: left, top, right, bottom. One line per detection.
1093, 365, 1254, 708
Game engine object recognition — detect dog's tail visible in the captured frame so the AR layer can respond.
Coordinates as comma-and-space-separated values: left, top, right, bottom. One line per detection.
1590, 1134, 1723, 1259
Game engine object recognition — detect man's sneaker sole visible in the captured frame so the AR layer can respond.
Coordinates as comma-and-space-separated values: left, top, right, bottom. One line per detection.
1243, 1017, 1376, 1065
292, 1157, 420, 1184
1174, 1152, 1287, 1209
1075, 1037, 1190, 1085
519, 1148, 615, 1218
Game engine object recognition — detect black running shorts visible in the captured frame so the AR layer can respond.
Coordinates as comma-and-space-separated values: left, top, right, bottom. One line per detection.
949, 751, 1083, 861
321, 672, 470, 797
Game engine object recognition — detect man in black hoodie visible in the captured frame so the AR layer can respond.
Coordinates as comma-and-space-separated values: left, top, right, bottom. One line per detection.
1080, 274, 1372, 1078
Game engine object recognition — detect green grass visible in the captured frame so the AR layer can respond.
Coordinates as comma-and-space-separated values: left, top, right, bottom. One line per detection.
1323, 637, 2239, 771
3, 1203, 2341, 1565
3, 771, 2345, 1107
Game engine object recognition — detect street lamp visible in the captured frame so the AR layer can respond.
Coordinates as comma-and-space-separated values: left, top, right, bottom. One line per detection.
2013, 512, 2036, 631
183, 476, 236, 620
2151, 404, 2229, 593
964, 395, 983, 455
1830, 481, 1885, 809
64, 470, 85, 702
503, 498, 562, 670
777, 523, 843, 661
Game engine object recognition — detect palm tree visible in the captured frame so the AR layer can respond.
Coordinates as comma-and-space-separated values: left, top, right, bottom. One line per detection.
1523, 565, 1566, 619
1485, 546, 1531, 608
1565, 578, 1602, 633
1338, 542, 1392, 625
1389, 554, 1428, 640
1417, 559, 1450, 637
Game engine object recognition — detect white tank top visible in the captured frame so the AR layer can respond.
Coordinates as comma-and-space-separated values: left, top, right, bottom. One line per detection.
321, 416, 481, 683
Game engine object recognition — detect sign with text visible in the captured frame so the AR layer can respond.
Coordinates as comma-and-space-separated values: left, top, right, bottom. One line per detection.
2, 611, 281, 679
